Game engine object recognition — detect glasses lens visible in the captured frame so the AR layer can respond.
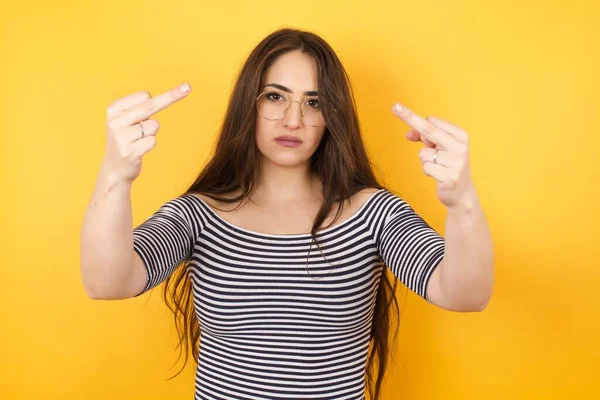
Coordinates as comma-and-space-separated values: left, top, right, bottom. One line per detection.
302, 99, 326, 127
257, 92, 288, 120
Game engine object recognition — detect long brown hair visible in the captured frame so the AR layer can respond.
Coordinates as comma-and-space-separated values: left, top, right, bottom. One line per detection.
162, 28, 401, 400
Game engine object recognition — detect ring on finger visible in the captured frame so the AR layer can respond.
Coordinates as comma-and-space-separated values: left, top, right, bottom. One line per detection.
138, 122, 145, 139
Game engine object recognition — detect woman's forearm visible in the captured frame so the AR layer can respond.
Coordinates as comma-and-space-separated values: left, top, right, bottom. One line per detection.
438, 187, 494, 310
80, 162, 135, 299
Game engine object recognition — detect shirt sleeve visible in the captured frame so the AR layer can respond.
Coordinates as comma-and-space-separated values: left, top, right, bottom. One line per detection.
376, 192, 445, 303
132, 195, 197, 296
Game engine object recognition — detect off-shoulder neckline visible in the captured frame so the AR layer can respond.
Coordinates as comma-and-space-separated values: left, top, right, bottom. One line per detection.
189, 188, 386, 239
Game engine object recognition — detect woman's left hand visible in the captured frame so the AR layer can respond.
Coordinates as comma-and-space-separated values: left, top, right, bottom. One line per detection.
392, 102, 477, 211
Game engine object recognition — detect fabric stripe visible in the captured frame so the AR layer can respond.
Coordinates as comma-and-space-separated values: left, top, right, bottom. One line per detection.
132, 189, 444, 399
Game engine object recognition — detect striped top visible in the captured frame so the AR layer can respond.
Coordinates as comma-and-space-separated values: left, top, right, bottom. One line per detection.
133, 188, 445, 400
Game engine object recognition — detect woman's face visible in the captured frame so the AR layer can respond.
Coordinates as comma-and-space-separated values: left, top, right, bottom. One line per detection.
255, 50, 327, 169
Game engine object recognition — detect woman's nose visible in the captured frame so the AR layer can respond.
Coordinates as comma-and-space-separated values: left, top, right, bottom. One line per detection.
283, 100, 303, 128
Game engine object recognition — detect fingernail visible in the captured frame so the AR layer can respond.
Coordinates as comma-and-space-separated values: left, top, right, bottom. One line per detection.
179, 83, 190, 93
393, 103, 404, 113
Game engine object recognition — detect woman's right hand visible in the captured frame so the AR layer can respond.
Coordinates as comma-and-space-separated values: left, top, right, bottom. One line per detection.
102, 82, 191, 185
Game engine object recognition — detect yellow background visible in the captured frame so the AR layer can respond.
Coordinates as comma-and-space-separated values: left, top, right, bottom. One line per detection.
1, 0, 598, 398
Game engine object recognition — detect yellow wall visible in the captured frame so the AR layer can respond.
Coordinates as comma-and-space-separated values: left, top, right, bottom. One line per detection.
1, 0, 598, 398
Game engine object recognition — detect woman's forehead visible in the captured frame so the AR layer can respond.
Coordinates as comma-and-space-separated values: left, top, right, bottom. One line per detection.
263, 51, 318, 93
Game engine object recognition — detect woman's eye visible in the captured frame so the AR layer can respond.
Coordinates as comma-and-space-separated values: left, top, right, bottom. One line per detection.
266, 92, 285, 102
306, 99, 321, 109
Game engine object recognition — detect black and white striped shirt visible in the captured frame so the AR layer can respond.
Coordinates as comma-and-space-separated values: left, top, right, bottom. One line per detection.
133, 188, 445, 400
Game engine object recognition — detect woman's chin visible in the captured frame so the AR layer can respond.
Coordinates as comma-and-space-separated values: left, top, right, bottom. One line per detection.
261, 153, 311, 168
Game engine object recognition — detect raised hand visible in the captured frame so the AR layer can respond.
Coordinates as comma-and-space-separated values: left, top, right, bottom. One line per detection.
102, 83, 191, 185
392, 102, 476, 211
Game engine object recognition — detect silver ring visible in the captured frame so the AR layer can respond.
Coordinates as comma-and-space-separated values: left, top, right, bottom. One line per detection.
433, 149, 438, 164
139, 122, 145, 139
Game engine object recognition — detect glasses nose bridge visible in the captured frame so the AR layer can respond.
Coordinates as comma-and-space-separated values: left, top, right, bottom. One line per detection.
284, 98, 305, 119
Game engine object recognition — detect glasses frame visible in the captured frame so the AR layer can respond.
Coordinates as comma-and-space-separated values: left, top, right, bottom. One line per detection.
255, 91, 327, 127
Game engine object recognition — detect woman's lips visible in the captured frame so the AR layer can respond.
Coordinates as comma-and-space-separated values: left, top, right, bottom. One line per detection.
274, 135, 302, 147
275, 139, 303, 147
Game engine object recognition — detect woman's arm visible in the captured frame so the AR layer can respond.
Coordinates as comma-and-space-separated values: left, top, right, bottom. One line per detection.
391, 102, 494, 312
80, 163, 143, 299
427, 188, 494, 312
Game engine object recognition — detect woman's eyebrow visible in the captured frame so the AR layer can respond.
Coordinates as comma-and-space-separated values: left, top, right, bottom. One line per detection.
264, 83, 318, 96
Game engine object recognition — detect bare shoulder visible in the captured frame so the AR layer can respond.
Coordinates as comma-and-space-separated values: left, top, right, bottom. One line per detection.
335, 187, 382, 216
349, 187, 382, 204
359, 187, 382, 196
190, 191, 246, 212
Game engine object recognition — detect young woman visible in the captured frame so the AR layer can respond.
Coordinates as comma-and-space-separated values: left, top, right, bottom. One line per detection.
81, 28, 493, 400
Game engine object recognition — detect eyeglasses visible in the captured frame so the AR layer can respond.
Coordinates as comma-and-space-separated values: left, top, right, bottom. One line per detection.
256, 91, 326, 127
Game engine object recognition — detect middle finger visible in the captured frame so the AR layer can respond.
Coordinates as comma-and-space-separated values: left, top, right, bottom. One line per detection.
406, 129, 437, 148
115, 83, 191, 127
393, 103, 456, 149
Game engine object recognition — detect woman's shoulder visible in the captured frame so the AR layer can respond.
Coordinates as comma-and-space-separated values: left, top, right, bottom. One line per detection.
350, 187, 386, 204
187, 190, 248, 212
355, 187, 383, 197
334, 187, 386, 216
